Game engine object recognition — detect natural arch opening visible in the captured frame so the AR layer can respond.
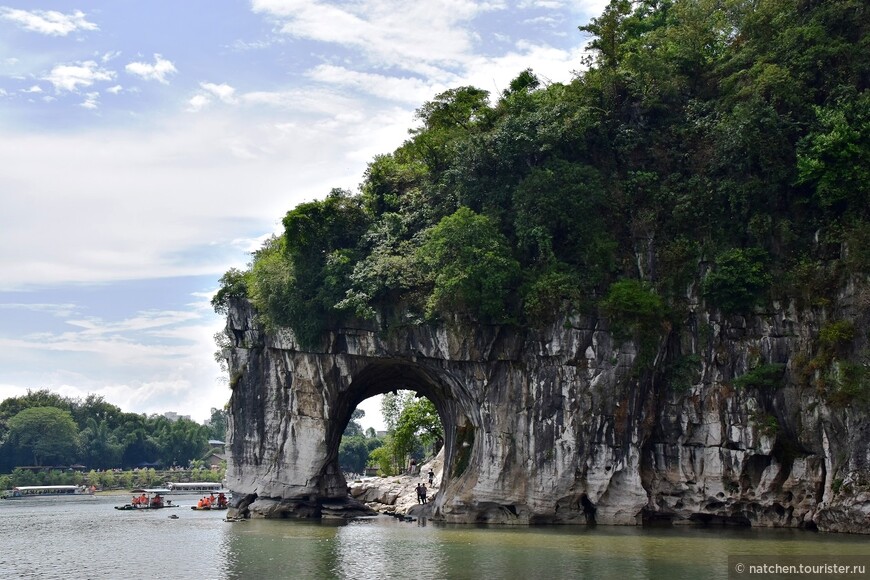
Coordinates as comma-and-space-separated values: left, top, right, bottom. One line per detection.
323, 360, 475, 513
338, 391, 443, 478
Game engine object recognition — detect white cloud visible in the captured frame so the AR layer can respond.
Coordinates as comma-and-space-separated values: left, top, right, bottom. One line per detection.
247, 0, 594, 115
306, 65, 442, 105
21, 85, 42, 93
187, 93, 211, 112
230, 232, 277, 254
518, 0, 564, 8
0, 7, 98, 36
524, 15, 562, 26
239, 87, 361, 116
252, 0, 502, 74
230, 38, 278, 51
0, 99, 411, 289
81, 91, 100, 109
125, 54, 178, 84
65, 310, 200, 336
106, 84, 123, 94
575, 0, 610, 16
44, 61, 115, 92
200, 82, 237, 104
0, 303, 79, 317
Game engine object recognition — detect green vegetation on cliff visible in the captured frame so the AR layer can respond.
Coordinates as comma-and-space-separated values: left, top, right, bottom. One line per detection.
214, 0, 869, 355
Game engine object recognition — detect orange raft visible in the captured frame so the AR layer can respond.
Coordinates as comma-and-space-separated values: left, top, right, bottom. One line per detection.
115, 488, 179, 510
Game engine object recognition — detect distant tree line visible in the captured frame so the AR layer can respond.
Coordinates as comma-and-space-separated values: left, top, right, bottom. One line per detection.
214, 0, 869, 403
0, 389, 228, 473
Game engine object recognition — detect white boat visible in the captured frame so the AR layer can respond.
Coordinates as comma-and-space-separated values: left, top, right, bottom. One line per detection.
165, 482, 227, 494
3, 485, 95, 499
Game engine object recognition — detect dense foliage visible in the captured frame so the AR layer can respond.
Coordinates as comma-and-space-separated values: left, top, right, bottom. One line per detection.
366, 391, 443, 476
213, 0, 868, 393
338, 392, 444, 477
338, 408, 383, 474
0, 390, 226, 472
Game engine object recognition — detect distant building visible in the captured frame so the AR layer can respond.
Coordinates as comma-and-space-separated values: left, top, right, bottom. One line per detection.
163, 411, 191, 422
203, 440, 227, 470
203, 452, 225, 470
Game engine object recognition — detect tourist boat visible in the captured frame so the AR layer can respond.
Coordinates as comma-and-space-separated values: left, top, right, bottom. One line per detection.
189, 489, 230, 510
166, 481, 226, 494
190, 502, 228, 511
2, 485, 95, 499
114, 488, 179, 510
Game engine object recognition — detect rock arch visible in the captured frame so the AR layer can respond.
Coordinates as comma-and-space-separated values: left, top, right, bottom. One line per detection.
224, 297, 604, 524
221, 298, 868, 531
327, 360, 470, 486
224, 300, 499, 520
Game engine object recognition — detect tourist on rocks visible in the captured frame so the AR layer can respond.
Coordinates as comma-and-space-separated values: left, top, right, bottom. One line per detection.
427, 469, 435, 486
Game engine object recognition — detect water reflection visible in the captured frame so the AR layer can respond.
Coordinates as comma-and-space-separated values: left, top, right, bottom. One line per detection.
220, 519, 340, 578
1, 497, 866, 580
218, 517, 869, 580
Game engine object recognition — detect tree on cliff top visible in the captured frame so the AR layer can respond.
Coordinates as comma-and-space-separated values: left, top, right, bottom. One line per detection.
215, 0, 870, 346
416, 207, 521, 322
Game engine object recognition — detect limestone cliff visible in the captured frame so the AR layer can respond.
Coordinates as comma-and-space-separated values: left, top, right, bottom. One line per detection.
221, 279, 870, 533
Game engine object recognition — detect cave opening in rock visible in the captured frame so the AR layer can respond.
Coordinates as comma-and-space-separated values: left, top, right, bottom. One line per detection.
324, 360, 474, 506
338, 389, 445, 478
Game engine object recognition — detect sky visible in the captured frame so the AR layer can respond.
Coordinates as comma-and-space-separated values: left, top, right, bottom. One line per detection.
0, 0, 607, 429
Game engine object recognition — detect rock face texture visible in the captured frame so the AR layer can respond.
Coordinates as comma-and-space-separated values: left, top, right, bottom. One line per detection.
222, 281, 870, 532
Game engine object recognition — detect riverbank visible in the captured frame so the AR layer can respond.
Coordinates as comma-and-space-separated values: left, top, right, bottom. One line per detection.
0, 466, 225, 493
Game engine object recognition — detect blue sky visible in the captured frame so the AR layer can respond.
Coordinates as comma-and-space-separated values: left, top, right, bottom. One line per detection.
0, 0, 607, 427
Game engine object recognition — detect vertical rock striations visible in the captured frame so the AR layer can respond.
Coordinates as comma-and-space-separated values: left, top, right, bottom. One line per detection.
222, 284, 870, 532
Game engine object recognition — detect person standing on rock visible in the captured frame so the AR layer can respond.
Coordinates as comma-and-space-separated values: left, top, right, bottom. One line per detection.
427, 469, 435, 487
416, 482, 427, 504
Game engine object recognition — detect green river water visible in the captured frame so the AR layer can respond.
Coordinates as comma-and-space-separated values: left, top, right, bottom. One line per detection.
0, 494, 866, 579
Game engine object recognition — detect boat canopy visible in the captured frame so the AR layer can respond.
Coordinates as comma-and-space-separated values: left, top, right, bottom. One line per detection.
14, 485, 80, 492
166, 482, 224, 491
5, 485, 93, 498
131, 488, 171, 494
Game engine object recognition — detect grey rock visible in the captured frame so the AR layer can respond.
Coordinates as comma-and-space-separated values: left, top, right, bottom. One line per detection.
221, 281, 870, 532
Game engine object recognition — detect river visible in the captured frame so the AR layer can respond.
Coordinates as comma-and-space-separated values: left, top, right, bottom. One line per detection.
0, 494, 867, 579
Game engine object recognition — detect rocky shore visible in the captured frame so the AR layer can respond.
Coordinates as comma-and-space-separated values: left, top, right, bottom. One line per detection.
348, 455, 443, 517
